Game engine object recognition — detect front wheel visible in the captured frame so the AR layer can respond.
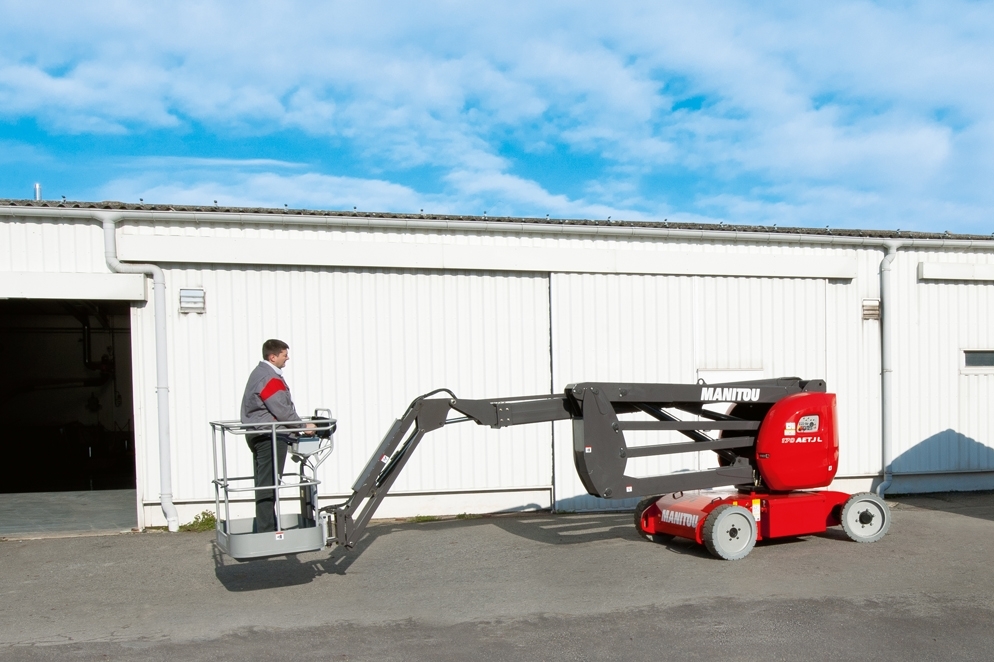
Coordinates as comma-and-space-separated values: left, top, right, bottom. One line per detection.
702, 505, 756, 560
840, 492, 890, 543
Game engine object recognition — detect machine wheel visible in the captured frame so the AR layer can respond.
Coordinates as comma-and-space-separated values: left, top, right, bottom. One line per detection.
840, 492, 890, 543
634, 496, 674, 543
702, 505, 757, 560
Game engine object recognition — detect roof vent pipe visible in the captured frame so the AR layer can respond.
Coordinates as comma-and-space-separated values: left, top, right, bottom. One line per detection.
99, 213, 179, 531
34, 183, 41, 201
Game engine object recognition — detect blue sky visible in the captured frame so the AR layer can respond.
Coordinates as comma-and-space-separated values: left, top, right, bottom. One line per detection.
1, 1, 993, 232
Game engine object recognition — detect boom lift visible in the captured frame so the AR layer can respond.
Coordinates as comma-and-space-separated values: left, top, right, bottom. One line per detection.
210, 378, 890, 561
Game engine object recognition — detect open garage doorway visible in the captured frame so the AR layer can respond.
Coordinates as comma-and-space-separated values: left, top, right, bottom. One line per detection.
0, 299, 136, 536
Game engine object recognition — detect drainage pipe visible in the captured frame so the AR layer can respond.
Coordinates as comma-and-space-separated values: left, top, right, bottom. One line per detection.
876, 241, 904, 496
96, 213, 179, 531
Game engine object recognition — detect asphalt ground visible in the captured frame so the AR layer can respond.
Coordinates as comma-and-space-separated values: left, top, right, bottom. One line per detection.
1, 492, 993, 661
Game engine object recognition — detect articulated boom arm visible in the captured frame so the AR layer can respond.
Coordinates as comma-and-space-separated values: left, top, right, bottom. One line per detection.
326, 378, 825, 548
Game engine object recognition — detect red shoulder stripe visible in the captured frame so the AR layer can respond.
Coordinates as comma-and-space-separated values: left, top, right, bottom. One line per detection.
260, 377, 288, 401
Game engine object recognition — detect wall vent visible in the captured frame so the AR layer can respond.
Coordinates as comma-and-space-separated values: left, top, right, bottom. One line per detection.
179, 288, 206, 314
861, 298, 880, 320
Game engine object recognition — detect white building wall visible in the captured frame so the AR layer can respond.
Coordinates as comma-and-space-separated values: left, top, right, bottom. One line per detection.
887, 250, 994, 492
113, 220, 880, 521
550, 273, 700, 512
10, 210, 994, 525
132, 263, 554, 524
549, 257, 883, 511
826, 249, 884, 479
0, 217, 107, 274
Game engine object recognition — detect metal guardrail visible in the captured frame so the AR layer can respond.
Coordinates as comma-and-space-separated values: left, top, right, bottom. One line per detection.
209, 411, 336, 559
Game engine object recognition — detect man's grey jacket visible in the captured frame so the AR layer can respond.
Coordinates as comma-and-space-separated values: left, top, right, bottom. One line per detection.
240, 361, 302, 432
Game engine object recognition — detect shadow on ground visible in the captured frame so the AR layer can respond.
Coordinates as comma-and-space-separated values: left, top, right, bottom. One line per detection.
887, 490, 994, 523
212, 511, 661, 591
212, 490, 994, 591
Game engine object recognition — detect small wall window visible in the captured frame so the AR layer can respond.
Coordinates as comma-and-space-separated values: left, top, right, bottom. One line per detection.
964, 351, 994, 367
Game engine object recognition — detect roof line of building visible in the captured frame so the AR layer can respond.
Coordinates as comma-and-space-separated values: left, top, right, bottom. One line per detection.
3, 198, 994, 247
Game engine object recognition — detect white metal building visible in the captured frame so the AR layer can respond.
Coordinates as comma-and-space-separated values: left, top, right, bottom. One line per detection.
3, 200, 994, 530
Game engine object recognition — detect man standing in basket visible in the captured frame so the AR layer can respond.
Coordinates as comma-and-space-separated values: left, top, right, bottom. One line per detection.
240, 338, 305, 532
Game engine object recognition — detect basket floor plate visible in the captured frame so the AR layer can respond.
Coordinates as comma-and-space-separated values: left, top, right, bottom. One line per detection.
216, 515, 325, 560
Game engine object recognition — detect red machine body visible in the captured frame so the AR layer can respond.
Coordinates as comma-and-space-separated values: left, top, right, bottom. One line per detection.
754, 392, 839, 491
635, 390, 889, 559
639, 489, 850, 544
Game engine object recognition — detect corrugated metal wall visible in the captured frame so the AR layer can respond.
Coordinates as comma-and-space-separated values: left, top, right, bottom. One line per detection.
549, 265, 882, 511
826, 249, 884, 478
0, 217, 107, 273
131, 264, 554, 519
12, 212, 994, 523
890, 250, 994, 478
551, 273, 699, 512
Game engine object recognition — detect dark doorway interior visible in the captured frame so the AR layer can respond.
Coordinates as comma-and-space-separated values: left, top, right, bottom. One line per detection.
0, 299, 135, 494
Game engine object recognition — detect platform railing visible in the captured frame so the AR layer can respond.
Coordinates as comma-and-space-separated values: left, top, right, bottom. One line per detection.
210, 412, 335, 544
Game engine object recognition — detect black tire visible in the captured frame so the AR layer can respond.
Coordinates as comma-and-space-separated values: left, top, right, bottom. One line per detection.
702, 504, 756, 560
633, 496, 674, 543
840, 492, 890, 543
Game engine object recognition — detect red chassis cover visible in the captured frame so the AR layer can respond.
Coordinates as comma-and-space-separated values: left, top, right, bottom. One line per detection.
639, 490, 851, 543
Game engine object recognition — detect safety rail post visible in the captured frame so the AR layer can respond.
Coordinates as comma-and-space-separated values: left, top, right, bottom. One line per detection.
211, 424, 223, 534
270, 424, 282, 530
220, 425, 231, 534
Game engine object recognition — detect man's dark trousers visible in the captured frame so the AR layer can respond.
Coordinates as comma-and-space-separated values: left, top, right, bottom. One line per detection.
247, 434, 291, 532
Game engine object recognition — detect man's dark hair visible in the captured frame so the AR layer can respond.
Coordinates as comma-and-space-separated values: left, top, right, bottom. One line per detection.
262, 339, 289, 361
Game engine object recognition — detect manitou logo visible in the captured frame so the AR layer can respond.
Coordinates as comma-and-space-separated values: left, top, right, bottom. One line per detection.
659, 508, 700, 528
700, 387, 762, 402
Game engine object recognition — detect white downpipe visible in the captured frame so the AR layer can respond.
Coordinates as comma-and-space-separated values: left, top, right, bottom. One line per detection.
98, 213, 179, 531
876, 241, 903, 497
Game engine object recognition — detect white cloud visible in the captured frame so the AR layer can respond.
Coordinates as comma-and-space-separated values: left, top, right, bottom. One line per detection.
97, 163, 647, 221
2, 1, 994, 230
127, 156, 306, 169
0, 139, 52, 165
99, 170, 424, 212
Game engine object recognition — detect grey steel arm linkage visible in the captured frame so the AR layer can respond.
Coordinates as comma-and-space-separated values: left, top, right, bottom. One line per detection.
324, 378, 825, 548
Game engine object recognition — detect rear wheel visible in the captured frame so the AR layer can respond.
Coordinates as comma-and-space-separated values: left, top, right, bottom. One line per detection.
702, 505, 756, 560
634, 496, 674, 543
840, 492, 890, 543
